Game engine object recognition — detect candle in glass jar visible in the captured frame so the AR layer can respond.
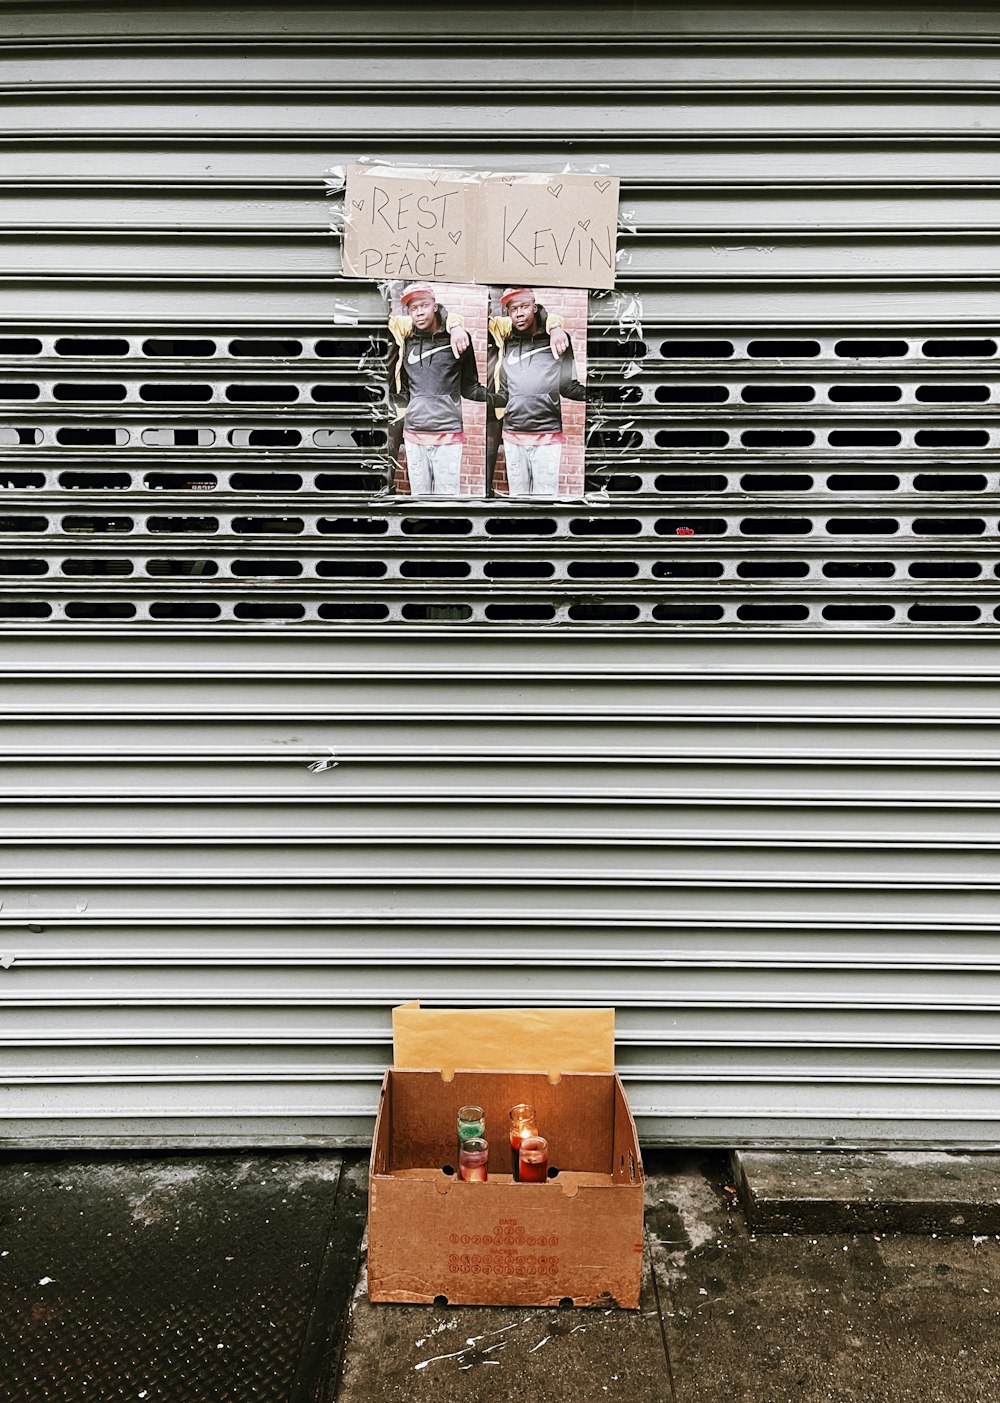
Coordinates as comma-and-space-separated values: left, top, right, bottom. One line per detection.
457, 1104, 486, 1160
518, 1135, 549, 1183
508, 1103, 538, 1180
458, 1136, 489, 1182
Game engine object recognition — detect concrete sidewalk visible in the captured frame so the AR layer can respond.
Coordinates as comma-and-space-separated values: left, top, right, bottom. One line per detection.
344, 1150, 1000, 1403
1, 1147, 999, 1401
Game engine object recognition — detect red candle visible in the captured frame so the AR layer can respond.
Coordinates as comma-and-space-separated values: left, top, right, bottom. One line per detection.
508, 1103, 538, 1180
458, 1136, 488, 1182
518, 1135, 549, 1183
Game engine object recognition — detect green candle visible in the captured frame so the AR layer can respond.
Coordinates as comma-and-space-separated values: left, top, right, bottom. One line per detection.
457, 1104, 485, 1151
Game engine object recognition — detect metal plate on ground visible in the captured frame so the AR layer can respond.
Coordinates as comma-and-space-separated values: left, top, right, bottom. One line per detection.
0, 1151, 366, 1403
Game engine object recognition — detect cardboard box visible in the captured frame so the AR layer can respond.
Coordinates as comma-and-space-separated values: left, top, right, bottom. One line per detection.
367, 1006, 644, 1308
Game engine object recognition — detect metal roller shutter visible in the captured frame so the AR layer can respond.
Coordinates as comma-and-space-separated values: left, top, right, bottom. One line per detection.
1, 1, 999, 1147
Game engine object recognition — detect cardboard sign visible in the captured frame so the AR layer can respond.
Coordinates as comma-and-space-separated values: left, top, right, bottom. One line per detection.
343, 164, 478, 282
343, 165, 619, 290
478, 173, 619, 291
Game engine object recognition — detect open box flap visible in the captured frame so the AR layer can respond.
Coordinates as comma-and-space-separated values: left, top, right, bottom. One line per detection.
392, 1001, 614, 1077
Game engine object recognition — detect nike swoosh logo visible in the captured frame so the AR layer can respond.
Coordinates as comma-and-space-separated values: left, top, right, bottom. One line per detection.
507, 345, 555, 364
407, 344, 455, 365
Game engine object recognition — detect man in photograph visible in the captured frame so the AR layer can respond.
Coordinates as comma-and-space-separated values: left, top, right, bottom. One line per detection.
385, 281, 485, 495
487, 286, 586, 496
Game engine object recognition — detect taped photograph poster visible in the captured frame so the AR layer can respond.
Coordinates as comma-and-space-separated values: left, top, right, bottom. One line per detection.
384, 280, 487, 497
339, 163, 618, 499
486, 285, 588, 498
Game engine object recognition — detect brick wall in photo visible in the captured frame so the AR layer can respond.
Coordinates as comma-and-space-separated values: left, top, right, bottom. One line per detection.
387, 281, 487, 496
489, 285, 589, 499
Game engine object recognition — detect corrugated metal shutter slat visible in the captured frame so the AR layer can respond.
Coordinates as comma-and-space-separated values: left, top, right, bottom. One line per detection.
1, 2, 999, 1146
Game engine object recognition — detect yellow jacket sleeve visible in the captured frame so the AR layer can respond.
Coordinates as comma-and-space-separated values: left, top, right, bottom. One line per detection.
387, 314, 412, 396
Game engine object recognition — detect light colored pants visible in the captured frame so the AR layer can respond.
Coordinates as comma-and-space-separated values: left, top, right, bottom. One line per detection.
503, 438, 562, 496
404, 439, 463, 496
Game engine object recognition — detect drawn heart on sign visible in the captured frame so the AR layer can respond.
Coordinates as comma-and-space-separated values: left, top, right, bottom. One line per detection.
595, 180, 611, 193
448, 231, 462, 244
547, 183, 564, 198
501, 174, 516, 184
352, 199, 365, 212
428, 172, 440, 186
578, 219, 591, 230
